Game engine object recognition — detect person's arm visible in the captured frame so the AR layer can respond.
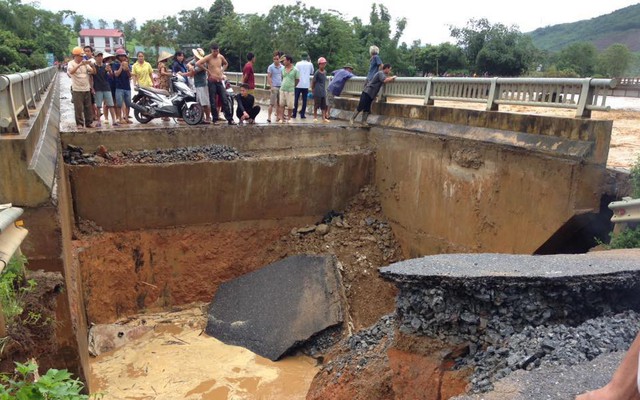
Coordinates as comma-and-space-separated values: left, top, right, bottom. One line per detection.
311, 71, 316, 90
221, 56, 228, 72
195, 56, 207, 69
267, 67, 273, 87
67, 61, 80, 75
235, 94, 246, 115
242, 64, 248, 83
384, 75, 397, 83
131, 64, 138, 85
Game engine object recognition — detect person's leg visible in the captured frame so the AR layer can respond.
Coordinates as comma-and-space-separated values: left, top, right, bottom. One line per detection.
220, 87, 234, 123
72, 90, 85, 128
94, 92, 105, 126
321, 97, 329, 121
82, 91, 93, 127
326, 92, 334, 120
576, 331, 640, 400
208, 81, 219, 122
123, 90, 132, 123
300, 88, 308, 118
236, 106, 244, 122
268, 88, 277, 122
293, 88, 301, 118
282, 91, 293, 122
248, 105, 260, 121
114, 89, 123, 123
313, 97, 319, 120
350, 92, 368, 124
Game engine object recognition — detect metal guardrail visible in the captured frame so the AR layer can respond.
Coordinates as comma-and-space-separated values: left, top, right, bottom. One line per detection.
617, 77, 640, 85
226, 72, 616, 118
609, 197, 640, 223
0, 67, 57, 135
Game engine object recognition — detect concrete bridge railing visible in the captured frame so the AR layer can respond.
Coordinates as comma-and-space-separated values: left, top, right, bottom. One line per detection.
226, 72, 616, 118
0, 67, 57, 135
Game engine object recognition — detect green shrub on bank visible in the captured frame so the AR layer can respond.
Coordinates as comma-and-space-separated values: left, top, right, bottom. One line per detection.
0, 361, 92, 399
631, 154, 640, 198
608, 226, 640, 249
0, 255, 36, 327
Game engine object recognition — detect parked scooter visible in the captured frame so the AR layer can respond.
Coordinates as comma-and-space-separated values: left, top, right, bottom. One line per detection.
131, 76, 203, 125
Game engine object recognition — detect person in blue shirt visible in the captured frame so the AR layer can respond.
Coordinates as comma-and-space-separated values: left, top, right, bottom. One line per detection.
112, 48, 133, 124
172, 51, 188, 84
326, 64, 354, 119
366, 45, 382, 83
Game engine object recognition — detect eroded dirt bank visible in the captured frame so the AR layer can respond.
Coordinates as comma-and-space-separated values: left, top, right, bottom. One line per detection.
82, 186, 403, 398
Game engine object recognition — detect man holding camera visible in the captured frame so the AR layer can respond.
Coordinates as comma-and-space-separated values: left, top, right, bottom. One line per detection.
68, 46, 96, 129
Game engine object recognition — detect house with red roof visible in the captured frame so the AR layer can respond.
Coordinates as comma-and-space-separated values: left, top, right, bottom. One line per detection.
77, 29, 125, 53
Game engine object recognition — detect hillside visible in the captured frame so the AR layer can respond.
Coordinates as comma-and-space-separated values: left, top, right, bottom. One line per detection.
529, 3, 640, 52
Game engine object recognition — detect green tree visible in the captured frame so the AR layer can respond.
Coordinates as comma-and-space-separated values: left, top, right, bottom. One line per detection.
122, 18, 138, 43
450, 18, 535, 76
72, 15, 85, 33
98, 19, 108, 29
419, 43, 467, 76
556, 42, 598, 76
0, 1, 73, 68
597, 43, 633, 77
176, 8, 209, 48
206, 0, 235, 42
138, 18, 176, 56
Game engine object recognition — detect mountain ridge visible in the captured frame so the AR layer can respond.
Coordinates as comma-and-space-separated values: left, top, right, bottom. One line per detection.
529, 3, 640, 52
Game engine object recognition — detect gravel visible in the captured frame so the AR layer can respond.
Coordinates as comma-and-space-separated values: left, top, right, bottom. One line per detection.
63, 144, 243, 165
458, 310, 640, 393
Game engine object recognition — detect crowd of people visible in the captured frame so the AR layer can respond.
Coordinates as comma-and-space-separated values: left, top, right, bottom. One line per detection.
67, 43, 397, 129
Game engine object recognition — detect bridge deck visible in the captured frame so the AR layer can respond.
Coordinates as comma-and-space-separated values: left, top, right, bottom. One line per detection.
58, 74, 343, 133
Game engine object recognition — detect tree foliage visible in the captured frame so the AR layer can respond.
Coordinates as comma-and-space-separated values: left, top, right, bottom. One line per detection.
555, 42, 598, 77
0, 0, 73, 72
597, 43, 633, 77
1, 0, 637, 79
450, 18, 537, 76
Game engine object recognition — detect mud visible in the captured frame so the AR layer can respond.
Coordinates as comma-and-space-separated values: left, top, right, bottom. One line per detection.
84, 185, 402, 397
0, 270, 64, 373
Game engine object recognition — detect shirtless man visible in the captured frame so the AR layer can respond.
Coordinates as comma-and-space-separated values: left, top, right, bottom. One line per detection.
196, 43, 235, 125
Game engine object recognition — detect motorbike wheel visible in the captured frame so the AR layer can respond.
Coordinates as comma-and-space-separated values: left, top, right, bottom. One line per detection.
182, 103, 203, 125
134, 98, 153, 124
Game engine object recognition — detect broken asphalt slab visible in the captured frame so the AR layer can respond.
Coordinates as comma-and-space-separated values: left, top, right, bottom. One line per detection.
205, 254, 344, 360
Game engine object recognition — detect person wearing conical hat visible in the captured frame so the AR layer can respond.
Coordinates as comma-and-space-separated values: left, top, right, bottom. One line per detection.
157, 51, 173, 92
187, 48, 212, 123
157, 50, 173, 121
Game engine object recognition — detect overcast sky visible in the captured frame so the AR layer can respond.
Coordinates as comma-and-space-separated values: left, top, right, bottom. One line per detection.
34, 0, 640, 45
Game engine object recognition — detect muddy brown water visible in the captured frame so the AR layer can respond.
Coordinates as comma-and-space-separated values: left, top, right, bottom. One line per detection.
89, 307, 318, 399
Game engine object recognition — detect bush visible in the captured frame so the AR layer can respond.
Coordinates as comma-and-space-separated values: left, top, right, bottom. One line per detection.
0, 255, 36, 328
0, 360, 92, 399
608, 225, 640, 249
631, 153, 640, 198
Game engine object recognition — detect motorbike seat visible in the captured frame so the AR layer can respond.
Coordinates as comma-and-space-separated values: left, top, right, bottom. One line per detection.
145, 87, 171, 96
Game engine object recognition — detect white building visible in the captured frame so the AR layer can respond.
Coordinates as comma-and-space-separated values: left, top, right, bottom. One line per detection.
77, 29, 125, 53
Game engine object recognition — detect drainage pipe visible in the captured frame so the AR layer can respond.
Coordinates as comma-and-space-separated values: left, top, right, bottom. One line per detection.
0, 206, 23, 232
0, 207, 27, 271
0, 206, 27, 336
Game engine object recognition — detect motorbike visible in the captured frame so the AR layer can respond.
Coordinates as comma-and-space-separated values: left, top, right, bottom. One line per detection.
131, 76, 203, 125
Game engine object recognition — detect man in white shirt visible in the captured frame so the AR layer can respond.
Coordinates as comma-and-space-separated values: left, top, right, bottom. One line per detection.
293, 52, 314, 119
